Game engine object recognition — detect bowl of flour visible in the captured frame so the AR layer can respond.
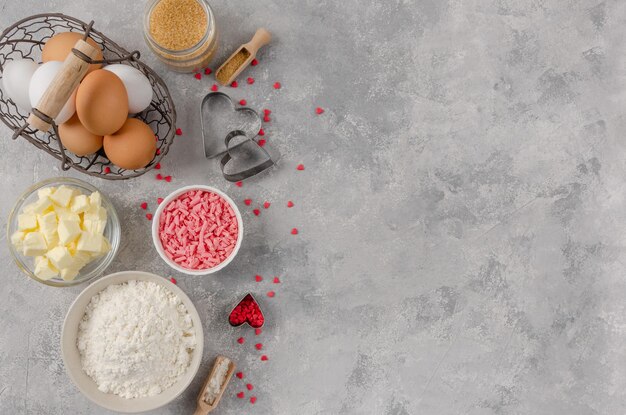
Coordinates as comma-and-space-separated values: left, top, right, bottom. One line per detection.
61, 271, 204, 413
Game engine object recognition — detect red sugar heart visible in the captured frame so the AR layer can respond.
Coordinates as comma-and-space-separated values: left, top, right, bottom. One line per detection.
258, 128, 265, 136
263, 109, 271, 115
175, 128, 182, 136
229, 294, 265, 328
251, 58, 258, 66
255, 328, 262, 335
140, 202, 148, 210
157, 197, 164, 205
146, 213, 153, 220
156, 149, 161, 155
255, 275, 263, 282
273, 82, 281, 89
236, 372, 244, 379
291, 228, 298, 235
267, 291, 275, 298
239, 99, 247, 106
261, 355, 268, 361
258, 139, 266, 147
247, 77, 255, 84
237, 337, 245, 344
244, 199, 252, 206
315, 107, 324, 114
235, 181, 243, 187
263, 115, 271, 122
156, 173, 163, 180
194, 73, 201, 80
263, 202, 270, 209
273, 277, 280, 284
231, 80, 238, 88
296, 164, 305, 171
237, 392, 245, 399
204, 67, 212, 75
250, 396, 257, 404
287, 201, 294, 208
246, 383, 254, 391
211, 84, 218, 92
255, 343, 263, 350
169, 277, 177, 284
155, 163, 161, 170
253, 209, 260, 216
104, 166, 111, 174
164, 176, 172, 182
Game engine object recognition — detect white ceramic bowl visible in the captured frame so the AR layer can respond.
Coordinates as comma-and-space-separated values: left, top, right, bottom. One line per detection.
61, 271, 204, 413
151, 185, 243, 275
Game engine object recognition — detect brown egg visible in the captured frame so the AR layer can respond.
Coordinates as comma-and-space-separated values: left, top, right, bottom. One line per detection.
42, 32, 103, 74
76, 70, 128, 136
103, 118, 156, 170
58, 114, 103, 156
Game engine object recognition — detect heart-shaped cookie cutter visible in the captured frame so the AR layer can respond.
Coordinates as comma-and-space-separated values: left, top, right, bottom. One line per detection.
220, 130, 274, 182
228, 293, 265, 328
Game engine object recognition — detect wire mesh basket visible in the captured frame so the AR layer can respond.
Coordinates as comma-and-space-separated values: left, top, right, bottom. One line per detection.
0, 13, 177, 180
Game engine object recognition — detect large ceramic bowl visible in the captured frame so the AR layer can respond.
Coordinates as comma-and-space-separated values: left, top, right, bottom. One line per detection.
61, 271, 204, 413
6, 177, 121, 287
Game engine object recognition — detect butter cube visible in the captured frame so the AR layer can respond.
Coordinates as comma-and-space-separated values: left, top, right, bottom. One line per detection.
34, 256, 59, 280
11, 231, 26, 249
82, 218, 107, 235
46, 246, 74, 270
89, 192, 102, 209
30, 197, 53, 214
43, 232, 59, 249
60, 267, 80, 281
37, 211, 57, 236
84, 206, 107, 221
56, 208, 80, 223
77, 231, 104, 254
18, 214, 38, 231
70, 195, 90, 214
72, 251, 92, 267
50, 186, 75, 207
22, 232, 47, 256
37, 187, 55, 200
58, 220, 81, 244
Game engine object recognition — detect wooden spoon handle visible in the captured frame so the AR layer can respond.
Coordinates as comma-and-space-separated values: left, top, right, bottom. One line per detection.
26, 39, 99, 131
245, 28, 271, 55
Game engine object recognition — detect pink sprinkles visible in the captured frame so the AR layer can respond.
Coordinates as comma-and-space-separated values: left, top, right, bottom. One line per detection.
158, 190, 239, 270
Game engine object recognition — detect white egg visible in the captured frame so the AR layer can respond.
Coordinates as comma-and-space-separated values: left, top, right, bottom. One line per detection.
29, 61, 76, 126
1, 59, 38, 112
104, 64, 152, 114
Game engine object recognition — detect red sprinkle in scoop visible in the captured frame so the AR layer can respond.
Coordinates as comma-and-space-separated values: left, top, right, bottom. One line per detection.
229, 294, 265, 328
158, 190, 239, 270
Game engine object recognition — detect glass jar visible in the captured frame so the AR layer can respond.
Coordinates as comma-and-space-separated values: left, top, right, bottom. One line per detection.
143, 0, 218, 73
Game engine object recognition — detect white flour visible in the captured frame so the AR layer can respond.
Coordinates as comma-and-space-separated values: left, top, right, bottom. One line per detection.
77, 280, 197, 399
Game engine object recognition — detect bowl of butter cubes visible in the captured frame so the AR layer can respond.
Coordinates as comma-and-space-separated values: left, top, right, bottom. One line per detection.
7, 178, 120, 287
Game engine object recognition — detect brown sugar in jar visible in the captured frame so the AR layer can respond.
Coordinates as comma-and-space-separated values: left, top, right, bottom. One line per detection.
143, 0, 218, 73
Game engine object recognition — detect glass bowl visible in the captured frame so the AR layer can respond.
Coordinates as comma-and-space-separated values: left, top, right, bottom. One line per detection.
7, 178, 121, 287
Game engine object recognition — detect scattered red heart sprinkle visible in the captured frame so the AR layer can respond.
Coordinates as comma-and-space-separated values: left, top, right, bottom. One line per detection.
258, 139, 266, 147
255, 275, 263, 282
146, 213, 153, 220
211, 84, 218, 92
291, 228, 299, 235
250, 396, 257, 404
140, 202, 148, 210
287, 201, 294, 208
236, 372, 244, 379
239, 99, 247, 106
175, 128, 182, 136
255, 328, 262, 335
231, 80, 238, 88
267, 291, 275, 298
155, 135, 159, 141
104, 166, 111, 174
251, 58, 258, 66
263, 109, 271, 115
157, 197, 164, 204
156, 149, 161, 155
273, 82, 281, 89
255, 343, 263, 350
156, 173, 163, 180
244, 199, 252, 206
253, 209, 260, 216
246, 384, 254, 391
247, 77, 255, 84
263, 115, 271, 122
237, 392, 245, 399
296, 164, 305, 171
164, 176, 172, 182
273, 277, 281, 284
258, 128, 265, 136
315, 107, 324, 114
261, 355, 268, 361
204, 67, 212, 75
235, 181, 243, 187
169, 277, 177, 284
263, 201, 270, 209
237, 337, 245, 344
155, 163, 161, 170
194, 73, 201, 80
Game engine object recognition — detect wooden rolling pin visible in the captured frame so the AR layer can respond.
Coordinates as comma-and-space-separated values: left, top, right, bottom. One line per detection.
193, 355, 236, 415
27, 38, 99, 132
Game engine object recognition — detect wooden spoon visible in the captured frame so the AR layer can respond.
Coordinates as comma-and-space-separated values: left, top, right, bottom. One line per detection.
215, 28, 271, 86
193, 355, 236, 415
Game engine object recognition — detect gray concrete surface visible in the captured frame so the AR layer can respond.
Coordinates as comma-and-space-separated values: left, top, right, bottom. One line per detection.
1, 0, 626, 414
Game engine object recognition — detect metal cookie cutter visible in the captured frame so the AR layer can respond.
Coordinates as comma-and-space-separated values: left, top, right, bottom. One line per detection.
228, 293, 265, 328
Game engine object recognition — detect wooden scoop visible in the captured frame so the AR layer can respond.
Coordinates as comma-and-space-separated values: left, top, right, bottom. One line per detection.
215, 28, 271, 86
193, 355, 236, 415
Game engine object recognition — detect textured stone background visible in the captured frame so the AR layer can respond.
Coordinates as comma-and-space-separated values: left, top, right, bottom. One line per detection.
2, 0, 626, 414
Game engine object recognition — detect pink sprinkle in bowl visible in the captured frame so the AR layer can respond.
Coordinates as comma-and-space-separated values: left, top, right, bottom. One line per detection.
151, 185, 243, 275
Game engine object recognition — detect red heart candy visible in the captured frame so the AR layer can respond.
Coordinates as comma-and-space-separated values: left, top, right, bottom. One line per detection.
211, 84, 218, 92
251, 58, 258, 66
204, 68, 212, 75
140, 202, 148, 210
236, 372, 244, 379
287, 200, 294, 208
229, 294, 265, 328
237, 392, 245, 399
263, 201, 270, 209
194, 73, 201, 80
244, 199, 252, 206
